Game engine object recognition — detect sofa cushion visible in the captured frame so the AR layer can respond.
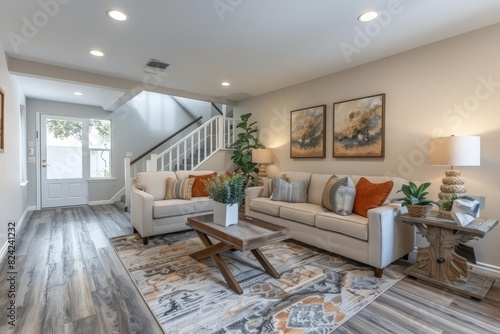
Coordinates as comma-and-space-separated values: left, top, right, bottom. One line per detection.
261, 174, 288, 197
262, 177, 273, 198
165, 177, 195, 200
315, 212, 368, 241
190, 197, 214, 212
353, 177, 393, 217
308, 174, 335, 206
249, 197, 281, 216
153, 199, 195, 218
280, 171, 311, 183
189, 172, 217, 197
280, 202, 329, 226
136, 171, 177, 201
350, 175, 406, 204
322, 176, 356, 215
271, 177, 309, 203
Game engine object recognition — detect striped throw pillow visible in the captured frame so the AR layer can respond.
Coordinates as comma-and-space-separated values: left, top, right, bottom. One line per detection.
261, 174, 287, 197
321, 176, 356, 215
271, 176, 308, 203
165, 177, 195, 200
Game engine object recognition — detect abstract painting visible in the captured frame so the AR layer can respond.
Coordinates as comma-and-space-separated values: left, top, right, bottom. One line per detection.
290, 105, 326, 158
333, 94, 385, 158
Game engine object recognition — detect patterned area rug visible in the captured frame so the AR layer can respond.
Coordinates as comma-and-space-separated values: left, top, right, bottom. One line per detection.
109, 231, 405, 333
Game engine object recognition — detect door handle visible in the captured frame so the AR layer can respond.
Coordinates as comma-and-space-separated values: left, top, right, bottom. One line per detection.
42, 159, 50, 168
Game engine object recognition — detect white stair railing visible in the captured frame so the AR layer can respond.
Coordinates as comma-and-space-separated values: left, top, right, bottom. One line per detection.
124, 116, 238, 208
150, 115, 237, 172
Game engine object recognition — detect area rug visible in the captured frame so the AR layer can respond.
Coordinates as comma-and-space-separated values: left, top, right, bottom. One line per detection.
109, 231, 405, 333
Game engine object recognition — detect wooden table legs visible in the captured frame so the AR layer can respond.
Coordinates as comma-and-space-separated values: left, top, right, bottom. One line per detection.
189, 231, 280, 294
407, 225, 495, 299
251, 248, 280, 279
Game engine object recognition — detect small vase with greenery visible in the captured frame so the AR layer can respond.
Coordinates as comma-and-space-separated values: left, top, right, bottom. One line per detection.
203, 174, 245, 205
203, 174, 245, 226
394, 181, 439, 217
231, 113, 264, 187
440, 193, 461, 212
439, 194, 475, 217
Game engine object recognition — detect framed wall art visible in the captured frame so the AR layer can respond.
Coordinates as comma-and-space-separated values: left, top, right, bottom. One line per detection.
333, 93, 385, 158
290, 105, 326, 158
0, 87, 4, 153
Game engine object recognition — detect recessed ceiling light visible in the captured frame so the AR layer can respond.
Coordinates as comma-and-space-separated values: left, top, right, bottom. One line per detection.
221, 82, 230, 86
73, 92, 82, 96
107, 10, 128, 21
358, 11, 379, 22
90, 50, 104, 57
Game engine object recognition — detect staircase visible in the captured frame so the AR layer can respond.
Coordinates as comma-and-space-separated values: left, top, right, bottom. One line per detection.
122, 115, 239, 210
149, 115, 237, 172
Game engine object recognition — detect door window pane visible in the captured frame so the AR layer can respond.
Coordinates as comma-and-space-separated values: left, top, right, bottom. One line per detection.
46, 119, 83, 179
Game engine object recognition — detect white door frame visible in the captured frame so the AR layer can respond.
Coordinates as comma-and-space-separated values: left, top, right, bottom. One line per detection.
36, 113, 89, 208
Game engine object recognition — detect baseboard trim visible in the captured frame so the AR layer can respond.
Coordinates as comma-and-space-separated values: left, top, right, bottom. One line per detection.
88, 187, 125, 206
470, 262, 500, 279
110, 186, 125, 203
0, 206, 36, 260
410, 247, 500, 279
88, 200, 114, 206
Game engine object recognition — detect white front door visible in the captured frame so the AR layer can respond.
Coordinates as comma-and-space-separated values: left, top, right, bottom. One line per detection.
41, 114, 88, 207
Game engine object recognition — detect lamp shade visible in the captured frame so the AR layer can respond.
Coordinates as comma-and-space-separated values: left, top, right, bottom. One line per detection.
428, 136, 480, 166
252, 148, 272, 164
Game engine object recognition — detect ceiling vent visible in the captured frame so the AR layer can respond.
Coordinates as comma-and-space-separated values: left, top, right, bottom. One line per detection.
144, 59, 169, 73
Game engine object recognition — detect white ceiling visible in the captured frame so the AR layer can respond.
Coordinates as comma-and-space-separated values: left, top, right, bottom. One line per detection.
2, 0, 500, 109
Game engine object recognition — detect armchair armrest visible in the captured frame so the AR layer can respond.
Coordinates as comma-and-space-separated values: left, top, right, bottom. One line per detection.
131, 184, 155, 237
245, 186, 264, 216
367, 203, 414, 269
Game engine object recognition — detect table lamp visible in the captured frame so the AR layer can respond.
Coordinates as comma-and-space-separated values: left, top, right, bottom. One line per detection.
428, 135, 480, 199
252, 148, 272, 186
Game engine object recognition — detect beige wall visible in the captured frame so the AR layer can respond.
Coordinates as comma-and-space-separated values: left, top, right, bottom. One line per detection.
0, 43, 28, 250
236, 23, 500, 268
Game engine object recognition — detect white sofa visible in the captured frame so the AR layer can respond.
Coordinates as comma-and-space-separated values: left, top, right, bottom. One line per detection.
245, 172, 414, 277
131, 170, 215, 244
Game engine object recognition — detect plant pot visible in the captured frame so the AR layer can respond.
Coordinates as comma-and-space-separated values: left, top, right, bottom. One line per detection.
213, 202, 239, 227
406, 204, 432, 218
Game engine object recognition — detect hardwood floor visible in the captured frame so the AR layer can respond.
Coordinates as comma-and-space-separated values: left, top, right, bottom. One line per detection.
1, 205, 499, 333
0, 205, 163, 334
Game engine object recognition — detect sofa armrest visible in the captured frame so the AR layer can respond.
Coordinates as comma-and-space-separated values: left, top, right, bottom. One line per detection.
245, 186, 264, 216
367, 203, 415, 269
131, 184, 155, 237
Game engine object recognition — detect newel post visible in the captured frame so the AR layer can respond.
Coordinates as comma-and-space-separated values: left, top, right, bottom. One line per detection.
124, 158, 131, 209
149, 154, 158, 172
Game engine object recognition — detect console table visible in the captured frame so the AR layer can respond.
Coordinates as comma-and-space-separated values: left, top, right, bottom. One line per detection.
398, 212, 498, 299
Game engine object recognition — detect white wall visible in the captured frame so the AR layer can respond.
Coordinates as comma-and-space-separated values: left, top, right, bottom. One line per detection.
236, 23, 500, 268
0, 44, 27, 250
26, 92, 195, 205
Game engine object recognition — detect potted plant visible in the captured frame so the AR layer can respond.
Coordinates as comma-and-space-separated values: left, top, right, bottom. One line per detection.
439, 194, 475, 217
203, 174, 245, 226
231, 113, 264, 187
394, 181, 439, 217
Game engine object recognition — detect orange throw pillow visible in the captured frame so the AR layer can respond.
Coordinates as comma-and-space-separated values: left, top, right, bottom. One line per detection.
353, 177, 394, 218
189, 173, 217, 197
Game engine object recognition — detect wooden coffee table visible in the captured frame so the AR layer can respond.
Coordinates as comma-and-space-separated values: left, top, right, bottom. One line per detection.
186, 214, 290, 294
